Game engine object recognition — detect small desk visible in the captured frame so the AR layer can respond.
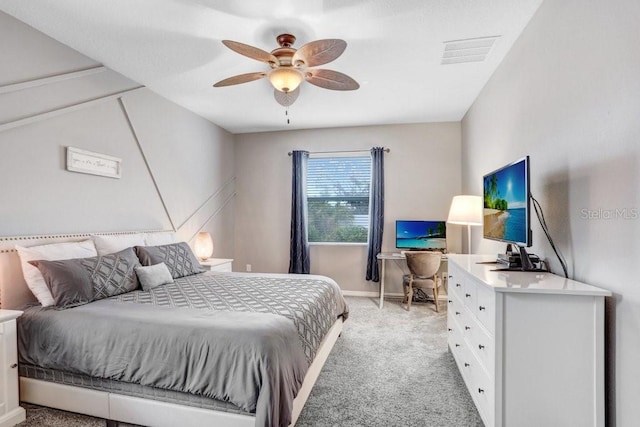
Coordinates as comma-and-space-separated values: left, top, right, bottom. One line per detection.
376, 252, 448, 309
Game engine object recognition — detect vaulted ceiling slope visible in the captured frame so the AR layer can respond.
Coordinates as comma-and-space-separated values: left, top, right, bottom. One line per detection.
0, 0, 544, 134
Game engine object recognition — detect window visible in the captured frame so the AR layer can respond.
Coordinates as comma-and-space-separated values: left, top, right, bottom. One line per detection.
307, 155, 371, 243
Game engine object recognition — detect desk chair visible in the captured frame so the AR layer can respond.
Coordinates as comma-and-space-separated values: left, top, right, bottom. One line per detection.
403, 251, 442, 312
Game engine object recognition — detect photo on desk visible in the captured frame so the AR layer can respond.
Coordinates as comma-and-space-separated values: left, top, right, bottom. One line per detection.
395, 220, 447, 251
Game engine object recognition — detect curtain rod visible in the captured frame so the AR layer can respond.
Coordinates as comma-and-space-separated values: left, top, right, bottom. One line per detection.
287, 148, 390, 156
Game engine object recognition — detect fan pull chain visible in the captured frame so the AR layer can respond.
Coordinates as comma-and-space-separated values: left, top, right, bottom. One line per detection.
286, 106, 290, 125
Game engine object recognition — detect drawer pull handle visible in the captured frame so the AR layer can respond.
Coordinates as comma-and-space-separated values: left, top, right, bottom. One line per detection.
10, 363, 17, 369
478, 388, 485, 394
465, 293, 471, 298
478, 344, 485, 350
464, 363, 470, 367
479, 306, 486, 311
448, 299, 453, 304
455, 311, 461, 316
456, 283, 461, 287
455, 344, 461, 348
448, 275, 453, 279
465, 326, 471, 330
448, 328, 453, 332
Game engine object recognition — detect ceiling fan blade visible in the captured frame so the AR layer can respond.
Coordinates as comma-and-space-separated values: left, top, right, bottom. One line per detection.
213, 72, 266, 87
222, 40, 279, 65
305, 69, 360, 91
274, 87, 300, 107
292, 39, 347, 67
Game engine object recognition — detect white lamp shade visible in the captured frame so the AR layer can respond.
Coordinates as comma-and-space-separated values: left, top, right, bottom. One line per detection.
269, 68, 303, 93
447, 195, 482, 226
194, 232, 214, 260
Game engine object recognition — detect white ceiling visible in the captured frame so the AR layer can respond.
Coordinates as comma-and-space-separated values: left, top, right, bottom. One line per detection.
0, 0, 543, 134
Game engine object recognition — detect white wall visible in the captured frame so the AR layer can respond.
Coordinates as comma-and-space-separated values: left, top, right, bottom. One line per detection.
234, 123, 461, 294
461, 0, 640, 425
0, 11, 236, 258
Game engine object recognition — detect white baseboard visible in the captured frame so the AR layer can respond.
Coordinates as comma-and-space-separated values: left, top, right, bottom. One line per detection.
341, 290, 403, 298
341, 290, 449, 300
341, 290, 378, 297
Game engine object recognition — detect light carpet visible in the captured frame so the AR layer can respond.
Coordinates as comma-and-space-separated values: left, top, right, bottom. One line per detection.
295, 296, 483, 427
17, 296, 483, 427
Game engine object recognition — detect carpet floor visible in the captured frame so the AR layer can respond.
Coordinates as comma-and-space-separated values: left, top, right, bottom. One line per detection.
17, 296, 483, 427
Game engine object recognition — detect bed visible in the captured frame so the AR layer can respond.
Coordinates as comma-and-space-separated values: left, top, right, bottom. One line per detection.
0, 231, 348, 427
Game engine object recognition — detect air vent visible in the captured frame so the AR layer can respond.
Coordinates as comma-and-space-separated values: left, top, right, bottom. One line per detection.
441, 36, 500, 65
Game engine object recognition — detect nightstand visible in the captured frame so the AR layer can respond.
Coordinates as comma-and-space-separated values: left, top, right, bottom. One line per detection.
200, 258, 234, 272
0, 310, 25, 427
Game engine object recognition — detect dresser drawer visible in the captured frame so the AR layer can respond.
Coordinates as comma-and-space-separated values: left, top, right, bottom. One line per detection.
448, 323, 466, 361
460, 308, 478, 342
462, 280, 478, 311
447, 293, 463, 328
453, 337, 475, 387
468, 323, 495, 376
476, 284, 496, 335
448, 267, 465, 301
472, 364, 495, 427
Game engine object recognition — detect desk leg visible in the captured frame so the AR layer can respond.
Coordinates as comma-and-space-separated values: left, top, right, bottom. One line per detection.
379, 258, 386, 309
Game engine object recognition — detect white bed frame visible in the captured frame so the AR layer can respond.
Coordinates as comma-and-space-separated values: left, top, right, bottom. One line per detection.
0, 231, 344, 427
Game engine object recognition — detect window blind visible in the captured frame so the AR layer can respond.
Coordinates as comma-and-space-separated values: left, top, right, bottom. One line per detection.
307, 156, 371, 243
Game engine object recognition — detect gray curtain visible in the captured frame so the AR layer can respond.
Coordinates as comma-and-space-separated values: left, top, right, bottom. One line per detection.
366, 147, 385, 281
289, 150, 310, 274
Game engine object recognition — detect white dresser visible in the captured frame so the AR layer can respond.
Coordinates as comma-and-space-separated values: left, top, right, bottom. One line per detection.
0, 310, 25, 427
447, 255, 610, 427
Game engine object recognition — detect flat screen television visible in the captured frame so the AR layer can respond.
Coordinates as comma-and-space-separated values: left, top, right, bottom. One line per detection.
482, 156, 531, 247
395, 220, 447, 251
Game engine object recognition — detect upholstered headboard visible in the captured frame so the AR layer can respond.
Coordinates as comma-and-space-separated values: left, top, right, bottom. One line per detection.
0, 230, 175, 310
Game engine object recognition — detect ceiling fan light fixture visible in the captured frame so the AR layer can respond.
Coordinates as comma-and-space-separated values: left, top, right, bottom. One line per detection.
269, 68, 303, 93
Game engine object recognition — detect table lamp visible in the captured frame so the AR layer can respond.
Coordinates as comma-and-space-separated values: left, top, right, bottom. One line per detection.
194, 232, 214, 261
447, 195, 482, 254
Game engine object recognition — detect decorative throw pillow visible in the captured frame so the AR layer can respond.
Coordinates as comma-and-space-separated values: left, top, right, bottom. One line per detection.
135, 242, 204, 279
92, 233, 146, 256
28, 259, 94, 308
135, 262, 174, 291
82, 247, 141, 300
16, 239, 98, 306
29, 247, 141, 308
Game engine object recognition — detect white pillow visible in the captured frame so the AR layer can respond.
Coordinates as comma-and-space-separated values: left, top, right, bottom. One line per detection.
144, 232, 177, 246
134, 262, 174, 291
15, 239, 98, 307
92, 234, 146, 256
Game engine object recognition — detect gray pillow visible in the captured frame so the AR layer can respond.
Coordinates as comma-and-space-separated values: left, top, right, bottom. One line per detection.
29, 247, 141, 308
28, 259, 93, 308
135, 242, 204, 279
135, 262, 174, 291
82, 247, 141, 300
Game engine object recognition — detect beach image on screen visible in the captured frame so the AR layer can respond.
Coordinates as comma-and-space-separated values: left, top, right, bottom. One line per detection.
483, 159, 527, 244
396, 221, 446, 249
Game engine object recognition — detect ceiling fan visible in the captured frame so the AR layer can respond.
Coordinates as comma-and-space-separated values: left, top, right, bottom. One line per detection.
213, 33, 359, 106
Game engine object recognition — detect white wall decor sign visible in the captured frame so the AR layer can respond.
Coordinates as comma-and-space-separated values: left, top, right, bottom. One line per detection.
66, 147, 122, 178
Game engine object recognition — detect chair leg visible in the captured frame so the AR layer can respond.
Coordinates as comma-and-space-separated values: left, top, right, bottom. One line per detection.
407, 283, 413, 311
433, 284, 439, 313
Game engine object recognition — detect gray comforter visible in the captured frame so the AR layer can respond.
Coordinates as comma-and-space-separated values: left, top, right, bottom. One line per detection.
18, 272, 348, 427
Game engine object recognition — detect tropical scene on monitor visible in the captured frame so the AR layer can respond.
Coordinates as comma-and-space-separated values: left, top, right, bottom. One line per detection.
396, 221, 447, 250
483, 159, 527, 243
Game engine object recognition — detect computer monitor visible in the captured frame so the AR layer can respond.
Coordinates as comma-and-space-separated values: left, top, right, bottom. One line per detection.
395, 220, 446, 251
